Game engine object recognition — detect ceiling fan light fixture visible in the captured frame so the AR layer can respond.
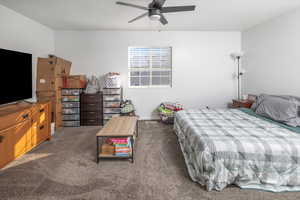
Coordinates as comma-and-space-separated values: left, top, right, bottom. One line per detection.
149, 14, 161, 21
116, 0, 196, 25
149, 9, 161, 21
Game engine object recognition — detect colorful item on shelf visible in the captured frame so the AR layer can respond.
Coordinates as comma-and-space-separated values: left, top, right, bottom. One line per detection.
161, 102, 183, 112
105, 137, 132, 156
158, 102, 184, 124
106, 138, 128, 144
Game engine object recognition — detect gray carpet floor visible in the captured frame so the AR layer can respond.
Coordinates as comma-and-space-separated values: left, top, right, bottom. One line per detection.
1, 121, 300, 200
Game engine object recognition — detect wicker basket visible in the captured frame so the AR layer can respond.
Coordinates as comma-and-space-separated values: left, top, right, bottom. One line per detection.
159, 113, 175, 124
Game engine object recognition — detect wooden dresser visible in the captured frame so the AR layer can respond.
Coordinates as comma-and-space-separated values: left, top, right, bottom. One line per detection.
80, 93, 103, 126
0, 102, 51, 169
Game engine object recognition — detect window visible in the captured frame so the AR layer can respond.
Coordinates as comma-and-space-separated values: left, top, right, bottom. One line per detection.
129, 47, 172, 88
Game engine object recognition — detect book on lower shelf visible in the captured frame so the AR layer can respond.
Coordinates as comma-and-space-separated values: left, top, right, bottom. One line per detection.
100, 137, 132, 157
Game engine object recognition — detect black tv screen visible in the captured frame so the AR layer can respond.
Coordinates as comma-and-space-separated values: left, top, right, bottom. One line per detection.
0, 48, 32, 105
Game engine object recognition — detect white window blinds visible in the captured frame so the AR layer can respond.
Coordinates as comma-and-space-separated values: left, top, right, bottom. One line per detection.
129, 47, 172, 87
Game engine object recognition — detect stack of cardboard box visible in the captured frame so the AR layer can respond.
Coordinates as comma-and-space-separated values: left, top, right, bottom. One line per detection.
36, 55, 71, 129
62, 75, 87, 89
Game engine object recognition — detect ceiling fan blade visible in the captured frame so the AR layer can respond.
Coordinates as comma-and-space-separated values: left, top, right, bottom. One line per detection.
154, 0, 166, 8
116, 1, 148, 10
160, 14, 168, 25
161, 5, 196, 13
129, 12, 148, 23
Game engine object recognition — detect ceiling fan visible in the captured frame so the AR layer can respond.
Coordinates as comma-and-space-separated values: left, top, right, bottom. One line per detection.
116, 0, 196, 25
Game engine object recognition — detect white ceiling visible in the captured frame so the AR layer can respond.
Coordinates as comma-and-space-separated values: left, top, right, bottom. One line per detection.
1, 0, 300, 31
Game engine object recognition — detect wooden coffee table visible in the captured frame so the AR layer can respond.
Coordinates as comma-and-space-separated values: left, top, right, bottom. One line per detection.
96, 116, 138, 163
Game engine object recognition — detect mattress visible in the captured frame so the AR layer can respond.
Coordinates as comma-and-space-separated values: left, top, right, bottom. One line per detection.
174, 108, 300, 192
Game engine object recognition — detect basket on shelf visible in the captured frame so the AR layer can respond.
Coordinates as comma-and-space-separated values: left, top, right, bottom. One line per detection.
103, 72, 121, 88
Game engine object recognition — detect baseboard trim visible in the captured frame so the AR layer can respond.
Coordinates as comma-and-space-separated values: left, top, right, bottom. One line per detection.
138, 119, 160, 122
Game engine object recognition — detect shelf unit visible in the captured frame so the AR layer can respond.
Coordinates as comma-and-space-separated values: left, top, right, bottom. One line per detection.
96, 116, 138, 164
102, 88, 123, 125
61, 88, 82, 127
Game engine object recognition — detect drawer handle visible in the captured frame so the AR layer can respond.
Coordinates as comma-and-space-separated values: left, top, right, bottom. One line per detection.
89, 104, 96, 106
39, 125, 45, 130
22, 114, 29, 119
0, 135, 4, 143
40, 108, 45, 113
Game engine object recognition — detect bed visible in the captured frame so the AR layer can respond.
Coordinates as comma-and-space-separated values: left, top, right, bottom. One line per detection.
174, 108, 300, 192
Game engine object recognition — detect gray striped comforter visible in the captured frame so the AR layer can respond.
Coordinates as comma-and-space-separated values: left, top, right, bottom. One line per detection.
174, 109, 300, 192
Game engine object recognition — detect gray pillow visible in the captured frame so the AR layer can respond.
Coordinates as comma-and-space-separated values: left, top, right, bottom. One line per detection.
251, 94, 270, 111
255, 97, 299, 127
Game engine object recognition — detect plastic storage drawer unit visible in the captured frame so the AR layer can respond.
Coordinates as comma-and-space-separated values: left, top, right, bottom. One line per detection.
103, 95, 121, 102
62, 108, 80, 115
62, 89, 81, 96
103, 102, 121, 108
102, 88, 122, 95
61, 88, 82, 127
102, 87, 122, 125
62, 114, 80, 121
62, 96, 80, 102
103, 108, 121, 114
62, 102, 80, 108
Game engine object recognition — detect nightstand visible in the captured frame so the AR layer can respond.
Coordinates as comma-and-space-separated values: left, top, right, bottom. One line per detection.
229, 99, 254, 109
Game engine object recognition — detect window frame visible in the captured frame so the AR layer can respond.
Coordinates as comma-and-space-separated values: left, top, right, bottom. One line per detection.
128, 46, 172, 88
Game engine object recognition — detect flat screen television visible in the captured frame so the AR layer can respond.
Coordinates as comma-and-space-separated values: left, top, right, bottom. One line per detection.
0, 48, 32, 105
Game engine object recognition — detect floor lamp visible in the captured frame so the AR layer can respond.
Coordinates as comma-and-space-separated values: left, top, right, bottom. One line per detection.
231, 52, 244, 100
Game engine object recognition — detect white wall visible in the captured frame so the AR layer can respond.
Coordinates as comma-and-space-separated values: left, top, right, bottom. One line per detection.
242, 8, 300, 97
55, 31, 241, 119
0, 5, 55, 98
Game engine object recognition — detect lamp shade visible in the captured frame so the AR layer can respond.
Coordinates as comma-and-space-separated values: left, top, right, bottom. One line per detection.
230, 52, 244, 60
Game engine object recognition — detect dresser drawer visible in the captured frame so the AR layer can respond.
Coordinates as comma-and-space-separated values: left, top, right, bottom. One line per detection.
35, 120, 49, 146
80, 93, 102, 103
0, 109, 31, 131
80, 111, 102, 120
81, 103, 101, 111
